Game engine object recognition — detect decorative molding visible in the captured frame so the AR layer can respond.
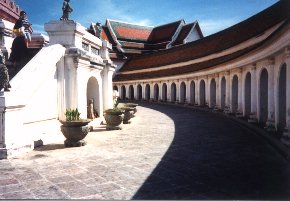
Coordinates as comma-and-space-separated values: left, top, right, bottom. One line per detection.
283, 47, 290, 60
250, 63, 257, 71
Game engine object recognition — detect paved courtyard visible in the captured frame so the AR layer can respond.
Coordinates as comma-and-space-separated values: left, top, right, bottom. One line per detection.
0, 102, 289, 199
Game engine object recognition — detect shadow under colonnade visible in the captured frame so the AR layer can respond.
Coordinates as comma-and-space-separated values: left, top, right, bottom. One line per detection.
132, 102, 290, 200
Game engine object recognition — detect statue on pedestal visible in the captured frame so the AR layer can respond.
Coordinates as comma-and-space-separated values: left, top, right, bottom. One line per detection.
87, 99, 99, 119
60, 0, 73, 21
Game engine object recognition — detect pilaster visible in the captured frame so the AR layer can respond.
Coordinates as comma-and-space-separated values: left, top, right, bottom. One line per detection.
176, 80, 180, 103
282, 48, 290, 146
265, 58, 276, 132
225, 71, 231, 109
0, 93, 6, 159
248, 64, 258, 124
185, 80, 190, 104
215, 75, 220, 109
158, 82, 162, 102
133, 84, 138, 100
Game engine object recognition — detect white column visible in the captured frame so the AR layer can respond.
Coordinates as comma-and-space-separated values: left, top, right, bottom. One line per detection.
150, 83, 154, 100
281, 48, 290, 146
176, 80, 180, 103
237, 69, 243, 112
158, 83, 162, 101
134, 84, 138, 100
186, 80, 190, 104
208, 76, 213, 108
0, 94, 5, 150
125, 85, 129, 99
102, 65, 115, 111
217, 75, 221, 108
205, 76, 210, 106
225, 71, 231, 108
267, 59, 275, 121
197, 79, 201, 105
142, 83, 146, 100
250, 65, 257, 114
64, 54, 78, 110
285, 50, 290, 128
194, 78, 198, 105
167, 81, 171, 102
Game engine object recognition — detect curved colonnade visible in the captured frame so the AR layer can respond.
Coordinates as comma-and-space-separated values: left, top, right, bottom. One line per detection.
114, 53, 289, 132
113, 1, 290, 146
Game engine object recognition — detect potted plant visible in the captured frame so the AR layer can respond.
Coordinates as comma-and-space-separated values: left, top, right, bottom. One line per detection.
59, 108, 91, 147
120, 106, 135, 124
104, 98, 124, 130
124, 103, 138, 114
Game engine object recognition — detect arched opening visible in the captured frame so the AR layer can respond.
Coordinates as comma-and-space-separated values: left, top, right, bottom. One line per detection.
221, 77, 226, 110
145, 84, 150, 100
162, 83, 167, 101
232, 75, 239, 113
210, 79, 216, 108
244, 72, 251, 117
171, 83, 176, 102
137, 84, 142, 100
154, 84, 159, 101
259, 69, 268, 126
278, 64, 286, 132
87, 77, 100, 119
180, 82, 186, 104
121, 85, 126, 100
199, 80, 206, 106
190, 81, 195, 105
113, 85, 118, 91
129, 85, 134, 100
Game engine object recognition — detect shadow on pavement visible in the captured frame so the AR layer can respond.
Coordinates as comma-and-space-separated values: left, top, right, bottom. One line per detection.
34, 144, 66, 151
132, 102, 290, 200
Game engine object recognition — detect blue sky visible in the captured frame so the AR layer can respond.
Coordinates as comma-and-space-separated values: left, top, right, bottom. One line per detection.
16, 0, 278, 36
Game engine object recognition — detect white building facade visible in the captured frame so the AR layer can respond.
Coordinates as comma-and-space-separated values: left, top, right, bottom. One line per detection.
0, 20, 115, 159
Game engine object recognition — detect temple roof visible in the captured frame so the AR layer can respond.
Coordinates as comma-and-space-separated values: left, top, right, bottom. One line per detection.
0, 0, 20, 23
172, 21, 203, 46
114, 0, 290, 82
91, 19, 203, 58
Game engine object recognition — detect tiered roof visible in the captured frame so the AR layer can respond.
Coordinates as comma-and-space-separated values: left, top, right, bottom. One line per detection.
0, 0, 20, 23
114, 0, 290, 82
88, 19, 203, 59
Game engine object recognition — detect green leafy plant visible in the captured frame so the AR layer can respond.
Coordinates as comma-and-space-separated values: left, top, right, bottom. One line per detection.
65, 108, 81, 121
113, 97, 120, 109
104, 98, 124, 115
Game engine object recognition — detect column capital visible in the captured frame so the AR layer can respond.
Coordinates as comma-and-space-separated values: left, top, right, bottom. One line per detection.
224, 71, 230, 76
283, 47, 290, 60
250, 63, 256, 71
263, 58, 275, 66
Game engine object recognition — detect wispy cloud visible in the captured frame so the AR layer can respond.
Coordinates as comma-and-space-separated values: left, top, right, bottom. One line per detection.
31, 24, 46, 35
199, 19, 238, 36
75, 0, 152, 27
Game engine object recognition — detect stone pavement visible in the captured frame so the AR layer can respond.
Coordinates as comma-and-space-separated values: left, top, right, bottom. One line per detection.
0, 102, 289, 200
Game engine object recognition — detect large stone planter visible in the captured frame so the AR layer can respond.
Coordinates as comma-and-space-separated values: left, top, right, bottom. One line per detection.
121, 107, 135, 124
59, 120, 91, 147
104, 110, 124, 130
124, 103, 138, 114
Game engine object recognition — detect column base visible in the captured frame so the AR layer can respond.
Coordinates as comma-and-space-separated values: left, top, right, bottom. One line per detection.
248, 113, 258, 124
281, 127, 290, 147
0, 148, 8, 160
264, 118, 276, 132
223, 106, 232, 115
235, 111, 243, 118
